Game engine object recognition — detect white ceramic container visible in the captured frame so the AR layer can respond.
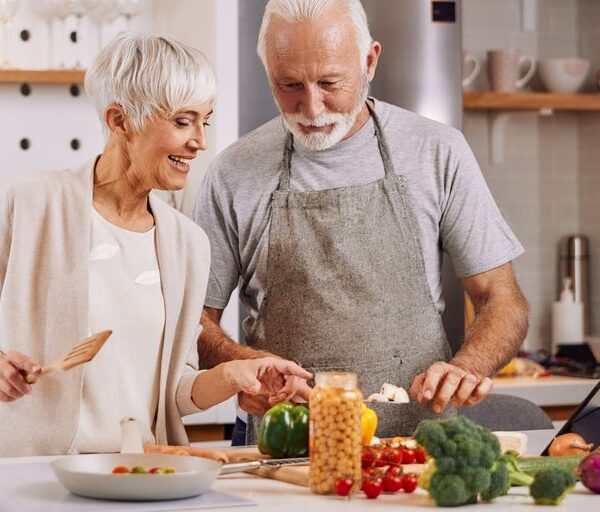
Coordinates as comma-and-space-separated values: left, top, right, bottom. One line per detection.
538, 58, 590, 93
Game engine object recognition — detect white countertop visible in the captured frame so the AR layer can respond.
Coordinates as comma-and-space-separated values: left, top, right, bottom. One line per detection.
2, 430, 599, 511
492, 375, 598, 406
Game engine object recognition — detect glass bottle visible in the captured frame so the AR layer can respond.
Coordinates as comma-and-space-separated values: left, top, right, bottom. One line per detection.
308, 371, 362, 495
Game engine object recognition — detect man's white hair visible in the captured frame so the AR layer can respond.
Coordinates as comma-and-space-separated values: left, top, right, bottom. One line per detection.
85, 32, 217, 132
257, 0, 372, 69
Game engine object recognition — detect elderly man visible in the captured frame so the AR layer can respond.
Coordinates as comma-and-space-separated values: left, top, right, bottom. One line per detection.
193, 0, 529, 444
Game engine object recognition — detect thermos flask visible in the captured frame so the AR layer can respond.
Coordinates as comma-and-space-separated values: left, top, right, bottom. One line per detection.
559, 235, 590, 335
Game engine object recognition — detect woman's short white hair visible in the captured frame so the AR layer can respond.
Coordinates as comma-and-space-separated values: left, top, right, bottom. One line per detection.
85, 32, 216, 132
257, 0, 372, 69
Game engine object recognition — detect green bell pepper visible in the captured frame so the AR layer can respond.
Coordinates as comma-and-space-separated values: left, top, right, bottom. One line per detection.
258, 402, 309, 458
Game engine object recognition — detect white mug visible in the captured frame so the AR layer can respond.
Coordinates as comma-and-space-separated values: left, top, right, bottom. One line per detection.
487, 50, 536, 92
462, 51, 481, 90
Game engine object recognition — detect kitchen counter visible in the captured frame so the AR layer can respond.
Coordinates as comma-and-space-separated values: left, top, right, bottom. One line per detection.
492, 375, 598, 406
2, 429, 599, 511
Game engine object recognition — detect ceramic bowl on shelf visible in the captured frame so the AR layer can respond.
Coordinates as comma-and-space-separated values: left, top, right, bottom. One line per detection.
538, 58, 590, 94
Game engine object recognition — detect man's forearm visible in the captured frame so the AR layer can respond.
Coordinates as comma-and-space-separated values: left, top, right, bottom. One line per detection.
452, 289, 529, 378
198, 310, 271, 369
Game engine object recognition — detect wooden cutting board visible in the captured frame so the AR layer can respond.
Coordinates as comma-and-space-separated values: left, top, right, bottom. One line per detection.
223, 446, 425, 487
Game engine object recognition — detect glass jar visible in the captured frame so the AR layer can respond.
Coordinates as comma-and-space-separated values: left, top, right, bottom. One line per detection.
308, 371, 362, 495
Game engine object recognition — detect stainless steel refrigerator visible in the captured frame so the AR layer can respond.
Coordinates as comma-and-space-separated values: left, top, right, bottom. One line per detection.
238, 0, 465, 351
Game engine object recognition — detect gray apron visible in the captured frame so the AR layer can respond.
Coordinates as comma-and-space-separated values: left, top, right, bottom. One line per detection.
245, 102, 454, 443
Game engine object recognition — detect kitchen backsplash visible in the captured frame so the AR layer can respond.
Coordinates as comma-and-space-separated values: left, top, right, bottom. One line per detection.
462, 0, 600, 350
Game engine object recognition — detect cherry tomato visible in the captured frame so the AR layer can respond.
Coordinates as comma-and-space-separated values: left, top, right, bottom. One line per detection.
382, 446, 402, 466
334, 477, 354, 497
414, 446, 427, 464
112, 465, 130, 474
362, 478, 382, 499
382, 474, 403, 493
401, 473, 418, 493
361, 447, 376, 468
385, 465, 403, 478
372, 448, 386, 468
401, 447, 416, 464
362, 467, 376, 478
148, 467, 161, 474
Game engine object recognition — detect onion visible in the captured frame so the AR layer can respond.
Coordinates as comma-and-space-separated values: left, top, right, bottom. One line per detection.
579, 452, 600, 494
548, 433, 593, 457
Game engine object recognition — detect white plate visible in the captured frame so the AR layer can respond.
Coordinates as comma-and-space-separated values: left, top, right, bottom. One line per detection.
51, 453, 222, 501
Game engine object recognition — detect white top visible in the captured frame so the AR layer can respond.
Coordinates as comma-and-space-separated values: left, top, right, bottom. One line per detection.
70, 208, 166, 454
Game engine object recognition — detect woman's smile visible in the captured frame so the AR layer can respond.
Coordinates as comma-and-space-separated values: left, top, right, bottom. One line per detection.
167, 154, 194, 174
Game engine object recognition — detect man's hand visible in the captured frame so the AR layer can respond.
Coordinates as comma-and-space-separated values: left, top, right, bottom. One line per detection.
238, 391, 273, 416
409, 361, 493, 413
0, 351, 41, 402
231, 360, 312, 416
269, 375, 311, 404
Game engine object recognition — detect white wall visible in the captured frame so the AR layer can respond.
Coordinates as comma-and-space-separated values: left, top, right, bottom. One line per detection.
462, 0, 599, 350
0, 0, 154, 175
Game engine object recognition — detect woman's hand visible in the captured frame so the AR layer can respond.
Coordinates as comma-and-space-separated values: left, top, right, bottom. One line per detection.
223, 357, 311, 399
191, 357, 311, 412
0, 351, 41, 402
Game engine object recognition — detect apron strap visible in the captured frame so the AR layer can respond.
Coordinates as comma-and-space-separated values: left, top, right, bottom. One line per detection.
366, 99, 396, 178
278, 99, 396, 191
278, 133, 294, 191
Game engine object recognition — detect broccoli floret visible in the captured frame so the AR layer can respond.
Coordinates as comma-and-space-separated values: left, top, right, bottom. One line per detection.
462, 467, 491, 495
529, 468, 576, 506
413, 416, 510, 507
481, 461, 511, 502
430, 473, 477, 507
436, 456, 457, 474
415, 420, 450, 459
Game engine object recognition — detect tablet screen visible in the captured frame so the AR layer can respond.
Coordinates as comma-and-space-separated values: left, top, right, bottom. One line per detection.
541, 380, 600, 455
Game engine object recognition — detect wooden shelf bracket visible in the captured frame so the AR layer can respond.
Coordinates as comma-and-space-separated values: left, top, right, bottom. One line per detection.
488, 108, 554, 165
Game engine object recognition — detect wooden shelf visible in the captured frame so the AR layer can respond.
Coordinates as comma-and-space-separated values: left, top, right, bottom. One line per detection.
0, 69, 85, 84
463, 91, 600, 111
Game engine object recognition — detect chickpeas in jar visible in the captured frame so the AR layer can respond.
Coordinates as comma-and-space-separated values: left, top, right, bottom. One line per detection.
308, 372, 362, 495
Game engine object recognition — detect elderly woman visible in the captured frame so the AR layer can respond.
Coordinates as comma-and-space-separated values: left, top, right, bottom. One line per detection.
0, 33, 310, 457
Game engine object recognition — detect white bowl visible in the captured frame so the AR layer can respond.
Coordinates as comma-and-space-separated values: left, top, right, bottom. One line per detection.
538, 58, 590, 93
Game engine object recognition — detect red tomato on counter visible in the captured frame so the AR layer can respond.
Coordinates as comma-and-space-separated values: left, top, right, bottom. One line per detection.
401, 473, 418, 493
362, 478, 382, 499
382, 474, 403, 493
334, 477, 354, 497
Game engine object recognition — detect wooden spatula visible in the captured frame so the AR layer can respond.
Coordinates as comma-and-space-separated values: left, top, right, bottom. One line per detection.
24, 330, 112, 384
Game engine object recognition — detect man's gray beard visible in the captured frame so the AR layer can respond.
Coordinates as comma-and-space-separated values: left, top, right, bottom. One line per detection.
279, 76, 370, 151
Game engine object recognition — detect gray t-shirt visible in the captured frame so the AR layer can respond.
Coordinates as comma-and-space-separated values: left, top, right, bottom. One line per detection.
193, 99, 523, 331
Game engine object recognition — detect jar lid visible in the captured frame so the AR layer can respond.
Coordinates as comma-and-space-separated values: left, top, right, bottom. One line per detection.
315, 371, 357, 389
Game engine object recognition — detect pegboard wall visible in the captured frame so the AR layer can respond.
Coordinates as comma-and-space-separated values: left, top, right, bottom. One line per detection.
0, 0, 155, 176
